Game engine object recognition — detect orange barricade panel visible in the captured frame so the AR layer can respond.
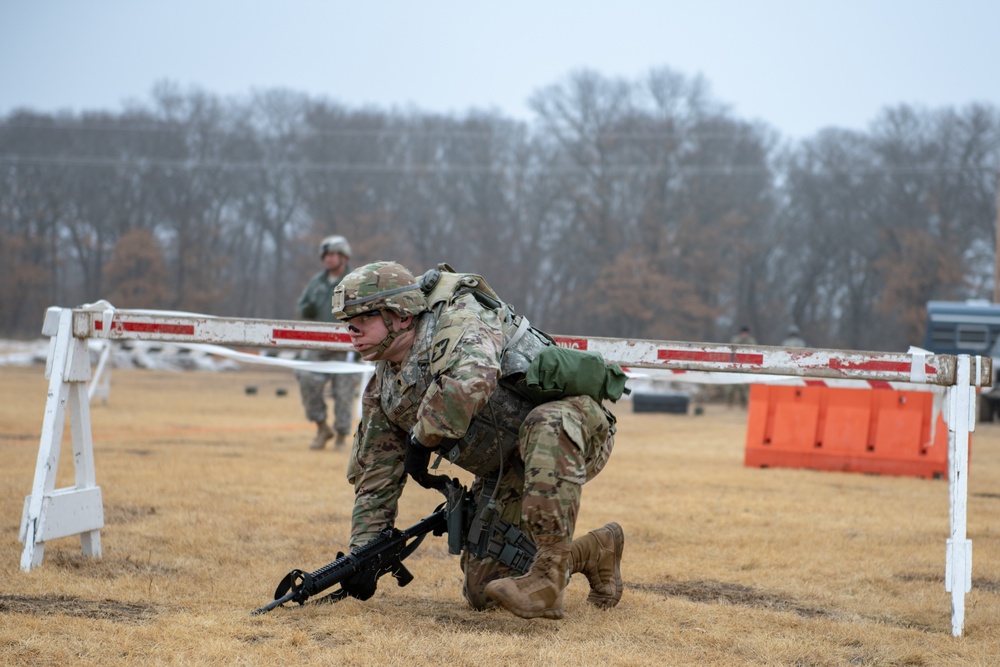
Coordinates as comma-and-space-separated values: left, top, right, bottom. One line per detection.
744, 384, 955, 479
820, 395, 871, 453
771, 400, 820, 449
744, 385, 773, 448
871, 404, 924, 456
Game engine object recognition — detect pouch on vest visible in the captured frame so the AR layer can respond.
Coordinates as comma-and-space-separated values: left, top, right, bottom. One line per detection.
524, 345, 629, 403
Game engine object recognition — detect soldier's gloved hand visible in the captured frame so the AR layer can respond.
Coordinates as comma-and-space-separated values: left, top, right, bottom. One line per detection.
342, 567, 379, 601
404, 434, 449, 492
404, 433, 432, 478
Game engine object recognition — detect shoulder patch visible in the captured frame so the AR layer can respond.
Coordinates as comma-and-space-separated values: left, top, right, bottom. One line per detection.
431, 338, 450, 363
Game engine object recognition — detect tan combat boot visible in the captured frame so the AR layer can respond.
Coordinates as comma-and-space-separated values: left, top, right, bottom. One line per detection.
570, 522, 624, 609
484, 538, 571, 620
309, 421, 334, 450
333, 432, 348, 451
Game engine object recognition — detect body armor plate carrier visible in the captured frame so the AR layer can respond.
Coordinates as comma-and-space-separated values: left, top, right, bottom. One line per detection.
387, 266, 555, 572
421, 266, 553, 480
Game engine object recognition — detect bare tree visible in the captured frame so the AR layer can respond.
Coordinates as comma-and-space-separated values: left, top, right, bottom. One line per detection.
1, 77, 998, 353
528, 68, 778, 342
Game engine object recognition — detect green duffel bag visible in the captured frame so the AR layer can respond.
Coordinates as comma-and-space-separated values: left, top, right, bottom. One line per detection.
525, 345, 629, 403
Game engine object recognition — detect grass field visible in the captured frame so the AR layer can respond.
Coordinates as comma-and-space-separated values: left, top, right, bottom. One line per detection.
1, 365, 999, 666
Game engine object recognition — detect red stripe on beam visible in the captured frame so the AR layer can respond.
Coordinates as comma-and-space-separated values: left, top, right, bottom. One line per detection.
657, 349, 765, 365
553, 337, 589, 350
95, 320, 195, 335
272, 329, 352, 344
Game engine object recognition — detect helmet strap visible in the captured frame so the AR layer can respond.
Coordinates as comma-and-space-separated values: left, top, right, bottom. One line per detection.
367, 312, 418, 360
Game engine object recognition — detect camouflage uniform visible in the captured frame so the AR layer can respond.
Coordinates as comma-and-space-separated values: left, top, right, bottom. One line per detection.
346, 290, 617, 610
726, 327, 757, 408
295, 267, 361, 437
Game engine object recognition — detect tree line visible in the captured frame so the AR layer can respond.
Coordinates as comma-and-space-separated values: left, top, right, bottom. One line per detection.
2, 69, 998, 351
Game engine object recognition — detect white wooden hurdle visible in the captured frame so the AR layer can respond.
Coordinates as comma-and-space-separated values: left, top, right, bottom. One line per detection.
19, 305, 991, 636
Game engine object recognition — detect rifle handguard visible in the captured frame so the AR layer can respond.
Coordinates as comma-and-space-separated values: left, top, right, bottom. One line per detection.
252, 512, 445, 615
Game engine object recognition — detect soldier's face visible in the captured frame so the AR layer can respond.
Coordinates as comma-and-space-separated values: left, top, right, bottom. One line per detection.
347, 311, 414, 363
323, 252, 345, 273
346, 311, 387, 356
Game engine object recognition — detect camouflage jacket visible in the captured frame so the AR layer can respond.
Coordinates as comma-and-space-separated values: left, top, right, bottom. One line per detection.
297, 267, 351, 323
348, 293, 532, 547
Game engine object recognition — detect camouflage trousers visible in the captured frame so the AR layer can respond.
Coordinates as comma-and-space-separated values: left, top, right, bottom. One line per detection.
461, 394, 616, 610
294, 349, 362, 436
726, 383, 750, 408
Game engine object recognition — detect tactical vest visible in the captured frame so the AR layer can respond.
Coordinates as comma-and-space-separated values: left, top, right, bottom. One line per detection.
430, 269, 552, 478
376, 267, 551, 479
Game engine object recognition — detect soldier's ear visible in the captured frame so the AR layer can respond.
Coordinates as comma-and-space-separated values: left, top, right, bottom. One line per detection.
397, 315, 413, 330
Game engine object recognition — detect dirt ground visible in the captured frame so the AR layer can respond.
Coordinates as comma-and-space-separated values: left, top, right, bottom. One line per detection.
1, 364, 999, 666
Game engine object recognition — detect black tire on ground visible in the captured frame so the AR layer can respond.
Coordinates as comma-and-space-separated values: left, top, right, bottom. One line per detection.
632, 392, 690, 414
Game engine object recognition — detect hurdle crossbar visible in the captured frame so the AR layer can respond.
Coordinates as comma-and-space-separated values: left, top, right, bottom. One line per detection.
19, 306, 991, 636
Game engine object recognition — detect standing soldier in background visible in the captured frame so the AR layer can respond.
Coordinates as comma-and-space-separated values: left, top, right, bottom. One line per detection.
295, 235, 361, 451
781, 324, 808, 348
726, 325, 757, 408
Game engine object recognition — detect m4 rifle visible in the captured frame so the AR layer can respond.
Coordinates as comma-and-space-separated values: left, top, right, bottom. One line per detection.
253, 479, 471, 615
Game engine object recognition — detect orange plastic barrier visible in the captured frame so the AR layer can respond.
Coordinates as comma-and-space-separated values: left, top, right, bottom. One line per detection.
744, 385, 959, 479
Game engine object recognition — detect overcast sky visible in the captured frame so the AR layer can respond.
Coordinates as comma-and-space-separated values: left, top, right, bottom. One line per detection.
1, 1, 996, 140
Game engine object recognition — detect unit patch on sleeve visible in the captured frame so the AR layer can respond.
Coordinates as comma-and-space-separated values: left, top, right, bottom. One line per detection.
431, 338, 451, 364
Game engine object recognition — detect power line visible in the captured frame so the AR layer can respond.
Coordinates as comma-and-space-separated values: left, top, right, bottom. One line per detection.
1, 121, 498, 140
0, 120, 749, 142
0, 153, 994, 176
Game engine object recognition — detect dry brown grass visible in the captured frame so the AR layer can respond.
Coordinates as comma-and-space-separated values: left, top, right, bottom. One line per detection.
2, 365, 999, 666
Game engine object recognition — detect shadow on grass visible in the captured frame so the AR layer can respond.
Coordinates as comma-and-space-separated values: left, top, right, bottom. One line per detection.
632, 579, 833, 618
0, 594, 157, 624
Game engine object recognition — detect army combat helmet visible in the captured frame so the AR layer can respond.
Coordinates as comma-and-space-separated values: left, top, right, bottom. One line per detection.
332, 261, 427, 360
319, 235, 352, 259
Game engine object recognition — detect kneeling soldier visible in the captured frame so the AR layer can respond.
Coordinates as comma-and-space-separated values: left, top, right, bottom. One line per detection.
334, 261, 625, 619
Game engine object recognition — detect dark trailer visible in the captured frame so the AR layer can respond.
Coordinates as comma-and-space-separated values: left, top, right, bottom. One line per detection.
924, 300, 1000, 421
923, 300, 1000, 356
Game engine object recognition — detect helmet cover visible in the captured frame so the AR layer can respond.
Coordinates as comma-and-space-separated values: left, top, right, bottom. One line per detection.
319, 235, 352, 259
332, 261, 427, 321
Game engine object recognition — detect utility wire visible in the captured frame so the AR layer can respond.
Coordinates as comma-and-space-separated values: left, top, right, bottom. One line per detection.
0, 153, 994, 176
0, 120, 751, 142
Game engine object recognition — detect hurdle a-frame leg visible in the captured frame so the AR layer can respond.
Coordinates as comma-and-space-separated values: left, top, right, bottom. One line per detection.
19, 307, 104, 572
945, 354, 976, 637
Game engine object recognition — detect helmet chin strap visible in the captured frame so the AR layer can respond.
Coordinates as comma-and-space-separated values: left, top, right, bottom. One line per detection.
366, 311, 418, 360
